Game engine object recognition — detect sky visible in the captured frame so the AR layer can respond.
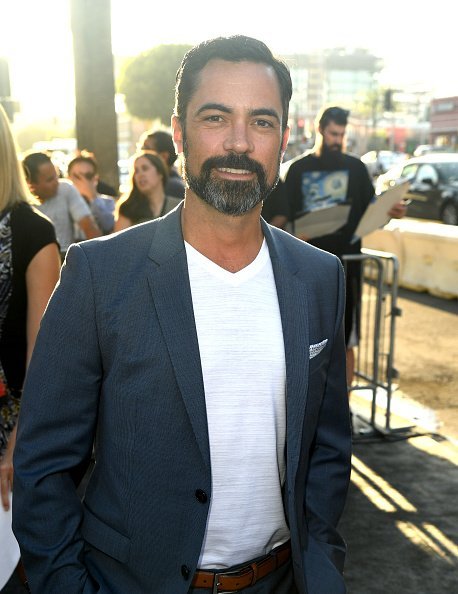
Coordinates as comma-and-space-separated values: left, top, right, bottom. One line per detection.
0, 0, 456, 123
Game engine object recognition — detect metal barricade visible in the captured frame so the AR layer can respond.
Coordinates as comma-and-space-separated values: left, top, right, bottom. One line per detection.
343, 248, 411, 436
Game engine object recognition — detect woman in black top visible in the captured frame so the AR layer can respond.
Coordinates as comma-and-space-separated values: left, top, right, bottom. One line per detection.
0, 105, 61, 515
114, 151, 181, 230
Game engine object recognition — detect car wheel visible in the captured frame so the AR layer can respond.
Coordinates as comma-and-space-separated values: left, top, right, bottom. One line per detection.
441, 202, 458, 225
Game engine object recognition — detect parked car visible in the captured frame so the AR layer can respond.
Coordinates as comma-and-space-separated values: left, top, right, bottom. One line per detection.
361, 150, 407, 177
413, 144, 454, 157
375, 153, 458, 225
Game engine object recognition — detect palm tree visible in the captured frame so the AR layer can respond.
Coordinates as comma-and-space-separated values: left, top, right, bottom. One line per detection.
71, 0, 119, 191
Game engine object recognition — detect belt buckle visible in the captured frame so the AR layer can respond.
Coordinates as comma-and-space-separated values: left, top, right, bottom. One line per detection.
212, 566, 244, 594
212, 573, 229, 594
212, 574, 221, 594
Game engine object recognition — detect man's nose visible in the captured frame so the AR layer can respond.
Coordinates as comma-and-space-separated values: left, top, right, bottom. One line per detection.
223, 122, 254, 154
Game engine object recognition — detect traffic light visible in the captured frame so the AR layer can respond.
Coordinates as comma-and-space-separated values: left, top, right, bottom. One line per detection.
384, 89, 393, 112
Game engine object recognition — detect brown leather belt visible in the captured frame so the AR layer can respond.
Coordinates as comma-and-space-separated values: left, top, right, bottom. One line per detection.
192, 540, 291, 592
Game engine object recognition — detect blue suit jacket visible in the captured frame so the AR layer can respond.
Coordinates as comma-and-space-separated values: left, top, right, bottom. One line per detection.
13, 204, 351, 593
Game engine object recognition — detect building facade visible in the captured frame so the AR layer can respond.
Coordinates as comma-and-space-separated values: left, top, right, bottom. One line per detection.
281, 48, 382, 150
430, 96, 458, 149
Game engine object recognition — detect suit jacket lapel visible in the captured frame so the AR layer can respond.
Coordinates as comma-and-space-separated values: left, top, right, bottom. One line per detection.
263, 223, 310, 489
146, 206, 211, 471
144, 212, 309, 479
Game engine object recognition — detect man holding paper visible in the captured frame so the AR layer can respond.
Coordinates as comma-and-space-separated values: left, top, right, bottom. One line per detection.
284, 106, 406, 386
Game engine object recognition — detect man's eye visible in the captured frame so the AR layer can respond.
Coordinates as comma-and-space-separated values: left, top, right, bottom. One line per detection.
256, 119, 274, 128
205, 114, 223, 122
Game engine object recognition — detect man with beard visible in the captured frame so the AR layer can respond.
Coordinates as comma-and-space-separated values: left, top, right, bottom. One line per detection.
13, 37, 351, 594
284, 106, 406, 385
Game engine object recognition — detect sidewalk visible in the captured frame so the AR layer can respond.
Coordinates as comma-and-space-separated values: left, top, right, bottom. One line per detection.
340, 412, 458, 593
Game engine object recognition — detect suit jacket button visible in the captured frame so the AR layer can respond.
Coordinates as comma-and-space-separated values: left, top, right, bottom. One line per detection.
181, 565, 191, 580
195, 489, 208, 503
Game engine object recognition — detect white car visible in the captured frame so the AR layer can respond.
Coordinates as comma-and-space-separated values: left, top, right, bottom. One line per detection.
361, 150, 407, 177
375, 153, 458, 225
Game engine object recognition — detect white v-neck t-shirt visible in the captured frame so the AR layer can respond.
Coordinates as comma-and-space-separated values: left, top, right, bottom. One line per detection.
185, 239, 290, 569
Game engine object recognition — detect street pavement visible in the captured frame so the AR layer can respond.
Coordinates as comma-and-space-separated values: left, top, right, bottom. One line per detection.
340, 411, 458, 593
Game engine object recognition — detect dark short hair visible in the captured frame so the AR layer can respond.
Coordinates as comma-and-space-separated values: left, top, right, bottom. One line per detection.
22, 151, 53, 183
318, 106, 350, 129
68, 151, 98, 175
141, 130, 177, 167
174, 35, 292, 132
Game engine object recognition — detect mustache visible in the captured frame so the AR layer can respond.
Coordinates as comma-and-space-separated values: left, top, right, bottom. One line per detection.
201, 154, 266, 178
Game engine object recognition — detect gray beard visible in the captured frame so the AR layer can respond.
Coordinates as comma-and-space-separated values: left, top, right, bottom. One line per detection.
183, 143, 280, 216
186, 174, 265, 216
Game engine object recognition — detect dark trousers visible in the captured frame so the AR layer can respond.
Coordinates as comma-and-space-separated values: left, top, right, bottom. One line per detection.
188, 559, 297, 594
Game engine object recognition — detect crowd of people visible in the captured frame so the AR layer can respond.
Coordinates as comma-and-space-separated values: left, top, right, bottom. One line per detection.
18, 133, 187, 254
0, 34, 407, 594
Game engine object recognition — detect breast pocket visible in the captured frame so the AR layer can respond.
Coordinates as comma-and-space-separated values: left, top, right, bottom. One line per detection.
309, 339, 328, 375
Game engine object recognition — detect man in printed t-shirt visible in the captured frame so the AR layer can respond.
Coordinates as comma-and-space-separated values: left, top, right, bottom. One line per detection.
284, 106, 406, 387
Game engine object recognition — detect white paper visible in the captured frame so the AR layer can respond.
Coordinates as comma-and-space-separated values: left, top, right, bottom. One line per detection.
293, 204, 351, 239
0, 493, 20, 589
353, 181, 410, 240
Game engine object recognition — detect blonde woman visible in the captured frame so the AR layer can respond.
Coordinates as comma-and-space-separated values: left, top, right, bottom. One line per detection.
0, 104, 61, 516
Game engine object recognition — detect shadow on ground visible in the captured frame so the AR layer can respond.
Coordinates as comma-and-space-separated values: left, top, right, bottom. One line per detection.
340, 430, 458, 593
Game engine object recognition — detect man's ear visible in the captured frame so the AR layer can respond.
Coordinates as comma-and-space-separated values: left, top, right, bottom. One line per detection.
171, 115, 184, 155
159, 151, 170, 167
28, 181, 37, 195
280, 126, 290, 160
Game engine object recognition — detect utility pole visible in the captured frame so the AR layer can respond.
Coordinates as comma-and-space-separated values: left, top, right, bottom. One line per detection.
384, 89, 396, 151
70, 0, 119, 192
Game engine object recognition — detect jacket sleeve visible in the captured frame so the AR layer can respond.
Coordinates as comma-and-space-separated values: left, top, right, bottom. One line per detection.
303, 259, 352, 593
12, 243, 101, 594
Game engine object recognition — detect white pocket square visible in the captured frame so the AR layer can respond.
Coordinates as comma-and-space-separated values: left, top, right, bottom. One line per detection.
309, 339, 328, 359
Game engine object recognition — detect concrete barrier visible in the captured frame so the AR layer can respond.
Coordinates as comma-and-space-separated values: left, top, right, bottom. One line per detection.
363, 218, 458, 299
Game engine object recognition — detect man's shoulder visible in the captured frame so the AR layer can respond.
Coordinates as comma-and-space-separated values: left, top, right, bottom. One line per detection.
57, 179, 88, 203
85, 217, 155, 247
70, 221, 153, 274
269, 228, 341, 292
57, 181, 92, 221
57, 179, 78, 195
343, 152, 366, 168
269, 225, 339, 265
81, 208, 180, 257
95, 193, 116, 205
289, 149, 315, 164
282, 150, 316, 178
